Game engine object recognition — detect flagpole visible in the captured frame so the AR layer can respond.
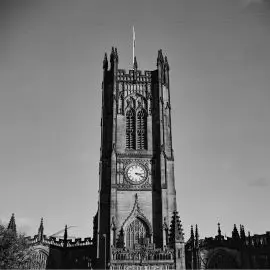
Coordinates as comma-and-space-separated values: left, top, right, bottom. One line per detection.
132, 26, 135, 66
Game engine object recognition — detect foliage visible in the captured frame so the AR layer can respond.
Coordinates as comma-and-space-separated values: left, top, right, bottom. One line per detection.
0, 224, 41, 269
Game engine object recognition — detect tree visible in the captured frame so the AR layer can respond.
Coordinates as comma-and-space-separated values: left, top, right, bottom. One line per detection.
0, 223, 41, 269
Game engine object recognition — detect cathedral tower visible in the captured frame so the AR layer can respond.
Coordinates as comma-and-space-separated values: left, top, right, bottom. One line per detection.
96, 48, 185, 269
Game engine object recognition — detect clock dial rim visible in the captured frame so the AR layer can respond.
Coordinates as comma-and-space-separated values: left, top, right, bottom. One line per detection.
125, 163, 148, 184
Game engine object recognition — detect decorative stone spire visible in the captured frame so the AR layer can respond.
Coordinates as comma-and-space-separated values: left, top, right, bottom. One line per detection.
114, 48, 119, 63
63, 225, 68, 248
169, 211, 184, 245
110, 46, 118, 72
110, 46, 115, 71
164, 56, 170, 71
214, 222, 223, 242
190, 225, 195, 250
133, 56, 138, 70
218, 222, 221, 237
190, 225, 194, 242
232, 224, 240, 241
240, 224, 246, 243
64, 225, 68, 239
195, 224, 199, 248
110, 47, 115, 63
248, 231, 252, 246
116, 228, 124, 248
38, 218, 44, 241
7, 213, 16, 234
103, 53, 108, 70
157, 49, 164, 66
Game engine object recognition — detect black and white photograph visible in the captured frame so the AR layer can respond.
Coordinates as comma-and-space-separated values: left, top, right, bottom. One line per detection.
0, 0, 270, 268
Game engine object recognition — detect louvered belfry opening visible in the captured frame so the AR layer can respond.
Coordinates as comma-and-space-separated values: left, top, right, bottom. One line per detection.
126, 109, 136, 149
126, 218, 147, 249
137, 110, 147, 150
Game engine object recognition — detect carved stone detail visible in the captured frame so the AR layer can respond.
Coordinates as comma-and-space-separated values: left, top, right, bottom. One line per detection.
116, 159, 152, 190
121, 194, 152, 236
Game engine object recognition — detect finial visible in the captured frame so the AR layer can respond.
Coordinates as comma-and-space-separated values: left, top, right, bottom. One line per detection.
110, 47, 118, 70
240, 224, 246, 242
164, 56, 170, 71
38, 217, 44, 241
168, 211, 184, 245
116, 227, 125, 248
195, 224, 199, 246
248, 231, 252, 246
215, 222, 224, 242
190, 225, 194, 248
38, 218, 44, 232
190, 225, 194, 239
218, 222, 221, 236
110, 47, 115, 63
157, 49, 164, 66
114, 48, 118, 62
63, 224, 68, 248
64, 225, 68, 240
8, 213, 16, 234
133, 56, 138, 70
232, 224, 240, 240
103, 53, 108, 70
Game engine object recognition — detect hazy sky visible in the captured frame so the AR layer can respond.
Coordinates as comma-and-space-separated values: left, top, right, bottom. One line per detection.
0, 0, 270, 239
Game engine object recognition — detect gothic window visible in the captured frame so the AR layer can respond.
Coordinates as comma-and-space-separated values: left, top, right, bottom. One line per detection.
126, 109, 135, 149
126, 218, 147, 249
137, 110, 147, 150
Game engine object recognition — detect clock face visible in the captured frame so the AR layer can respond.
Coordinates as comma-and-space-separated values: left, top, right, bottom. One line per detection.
126, 164, 147, 184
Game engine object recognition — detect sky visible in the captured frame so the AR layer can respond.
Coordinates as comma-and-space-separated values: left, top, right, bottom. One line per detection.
0, 0, 270, 240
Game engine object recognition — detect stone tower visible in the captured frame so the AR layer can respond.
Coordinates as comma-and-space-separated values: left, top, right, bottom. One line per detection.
95, 48, 185, 269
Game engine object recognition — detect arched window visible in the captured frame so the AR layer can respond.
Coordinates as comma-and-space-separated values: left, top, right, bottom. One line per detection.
126, 110, 135, 149
126, 218, 147, 249
137, 110, 147, 150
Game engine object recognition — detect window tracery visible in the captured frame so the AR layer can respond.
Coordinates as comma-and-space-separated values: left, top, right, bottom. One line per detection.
137, 110, 147, 150
126, 109, 135, 149
125, 94, 148, 150
126, 218, 147, 249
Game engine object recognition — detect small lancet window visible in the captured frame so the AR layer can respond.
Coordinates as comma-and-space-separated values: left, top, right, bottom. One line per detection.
126, 109, 135, 149
118, 94, 124, 114
137, 110, 147, 150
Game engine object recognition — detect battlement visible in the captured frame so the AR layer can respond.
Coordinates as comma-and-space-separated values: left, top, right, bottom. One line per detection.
197, 231, 270, 249
249, 232, 270, 247
66, 237, 93, 247
26, 234, 93, 248
117, 69, 153, 83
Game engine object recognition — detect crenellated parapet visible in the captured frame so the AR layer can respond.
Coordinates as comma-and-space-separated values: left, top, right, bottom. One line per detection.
117, 69, 152, 84
26, 234, 65, 247
26, 234, 93, 248
194, 231, 270, 250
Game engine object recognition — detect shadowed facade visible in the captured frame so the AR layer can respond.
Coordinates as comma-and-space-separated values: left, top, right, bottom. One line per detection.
95, 48, 185, 269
